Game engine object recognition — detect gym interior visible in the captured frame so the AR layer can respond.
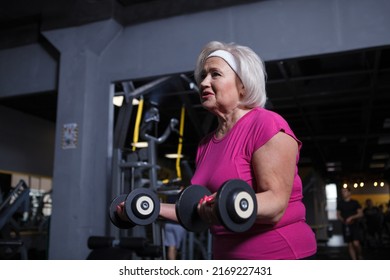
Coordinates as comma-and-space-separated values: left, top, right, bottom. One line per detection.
1, 0, 390, 260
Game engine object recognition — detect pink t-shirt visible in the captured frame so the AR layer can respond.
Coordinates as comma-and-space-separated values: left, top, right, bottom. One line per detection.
191, 107, 317, 259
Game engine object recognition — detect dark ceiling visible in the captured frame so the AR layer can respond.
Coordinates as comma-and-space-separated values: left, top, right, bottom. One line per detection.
1, 0, 390, 183
0, 0, 262, 49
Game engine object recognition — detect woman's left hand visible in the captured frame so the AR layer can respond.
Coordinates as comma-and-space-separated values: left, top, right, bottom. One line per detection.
197, 193, 220, 225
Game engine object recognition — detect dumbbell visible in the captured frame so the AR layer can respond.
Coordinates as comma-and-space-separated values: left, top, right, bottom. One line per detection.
109, 179, 257, 233
109, 188, 160, 229
175, 179, 257, 233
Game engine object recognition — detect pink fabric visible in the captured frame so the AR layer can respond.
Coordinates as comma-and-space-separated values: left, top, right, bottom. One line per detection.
191, 107, 317, 259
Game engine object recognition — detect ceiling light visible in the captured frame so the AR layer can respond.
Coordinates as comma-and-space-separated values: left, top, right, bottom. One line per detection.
165, 153, 184, 159
131, 142, 148, 148
113, 94, 140, 107
326, 162, 340, 167
326, 162, 341, 172
189, 82, 197, 90
113, 96, 124, 107
369, 162, 385, 168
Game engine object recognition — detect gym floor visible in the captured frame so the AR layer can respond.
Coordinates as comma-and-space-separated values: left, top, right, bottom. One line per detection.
316, 234, 390, 260
22, 233, 390, 260
4, 224, 390, 260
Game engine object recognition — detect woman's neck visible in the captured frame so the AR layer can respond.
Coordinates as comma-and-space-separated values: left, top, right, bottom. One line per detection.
215, 108, 252, 138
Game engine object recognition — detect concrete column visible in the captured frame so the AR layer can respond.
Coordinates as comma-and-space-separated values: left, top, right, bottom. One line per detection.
43, 19, 121, 259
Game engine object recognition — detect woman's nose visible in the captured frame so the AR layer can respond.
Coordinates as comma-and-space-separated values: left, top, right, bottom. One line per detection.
200, 75, 210, 89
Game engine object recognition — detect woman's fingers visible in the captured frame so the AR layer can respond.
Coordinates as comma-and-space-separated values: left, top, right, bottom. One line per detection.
116, 202, 128, 221
197, 194, 219, 225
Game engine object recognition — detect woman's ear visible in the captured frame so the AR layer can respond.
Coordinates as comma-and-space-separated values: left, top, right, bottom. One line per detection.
238, 80, 245, 96
240, 85, 245, 97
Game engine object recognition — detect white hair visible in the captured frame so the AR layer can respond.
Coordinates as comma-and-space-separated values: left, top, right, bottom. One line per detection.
194, 41, 267, 108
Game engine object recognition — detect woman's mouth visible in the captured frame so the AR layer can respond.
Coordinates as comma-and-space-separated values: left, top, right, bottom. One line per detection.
201, 91, 214, 99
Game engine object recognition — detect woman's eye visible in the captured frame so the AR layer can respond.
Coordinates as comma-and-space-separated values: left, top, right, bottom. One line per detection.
211, 71, 220, 77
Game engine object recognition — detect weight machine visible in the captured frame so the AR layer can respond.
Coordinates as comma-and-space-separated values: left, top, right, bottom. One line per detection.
89, 75, 213, 260
87, 76, 178, 259
0, 180, 30, 259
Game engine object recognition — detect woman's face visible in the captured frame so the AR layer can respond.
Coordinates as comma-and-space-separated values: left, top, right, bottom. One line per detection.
199, 56, 243, 115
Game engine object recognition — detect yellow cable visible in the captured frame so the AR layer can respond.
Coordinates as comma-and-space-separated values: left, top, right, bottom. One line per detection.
176, 106, 185, 179
132, 96, 144, 151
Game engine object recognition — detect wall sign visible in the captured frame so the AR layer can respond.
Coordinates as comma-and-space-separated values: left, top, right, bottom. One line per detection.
62, 123, 78, 149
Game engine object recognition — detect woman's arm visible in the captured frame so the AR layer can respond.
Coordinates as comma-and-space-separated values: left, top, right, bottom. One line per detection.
251, 131, 298, 224
116, 201, 179, 223
159, 203, 179, 222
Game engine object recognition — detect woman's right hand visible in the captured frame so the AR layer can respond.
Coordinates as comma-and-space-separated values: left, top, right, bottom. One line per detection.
116, 202, 128, 222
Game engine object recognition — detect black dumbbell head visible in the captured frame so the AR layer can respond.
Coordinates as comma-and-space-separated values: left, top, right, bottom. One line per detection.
125, 188, 160, 226
216, 179, 257, 232
109, 194, 135, 229
176, 185, 211, 232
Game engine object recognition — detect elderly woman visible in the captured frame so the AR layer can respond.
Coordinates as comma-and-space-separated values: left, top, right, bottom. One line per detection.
119, 41, 317, 260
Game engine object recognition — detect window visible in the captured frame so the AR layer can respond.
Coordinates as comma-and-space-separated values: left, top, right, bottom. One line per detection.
325, 183, 338, 220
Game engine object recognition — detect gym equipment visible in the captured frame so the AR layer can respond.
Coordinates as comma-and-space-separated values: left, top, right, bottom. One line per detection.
111, 81, 180, 248
0, 180, 30, 230
216, 179, 257, 233
86, 236, 162, 260
175, 105, 185, 180
175, 185, 211, 233
0, 239, 27, 260
110, 179, 257, 233
176, 179, 257, 233
109, 188, 160, 229
135, 244, 161, 258
88, 236, 149, 250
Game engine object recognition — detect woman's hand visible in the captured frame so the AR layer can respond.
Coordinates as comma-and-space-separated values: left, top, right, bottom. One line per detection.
116, 202, 128, 222
197, 193, 220, 225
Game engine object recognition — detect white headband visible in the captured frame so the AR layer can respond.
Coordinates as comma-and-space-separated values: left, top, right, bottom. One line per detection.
207, 50, 238, 73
